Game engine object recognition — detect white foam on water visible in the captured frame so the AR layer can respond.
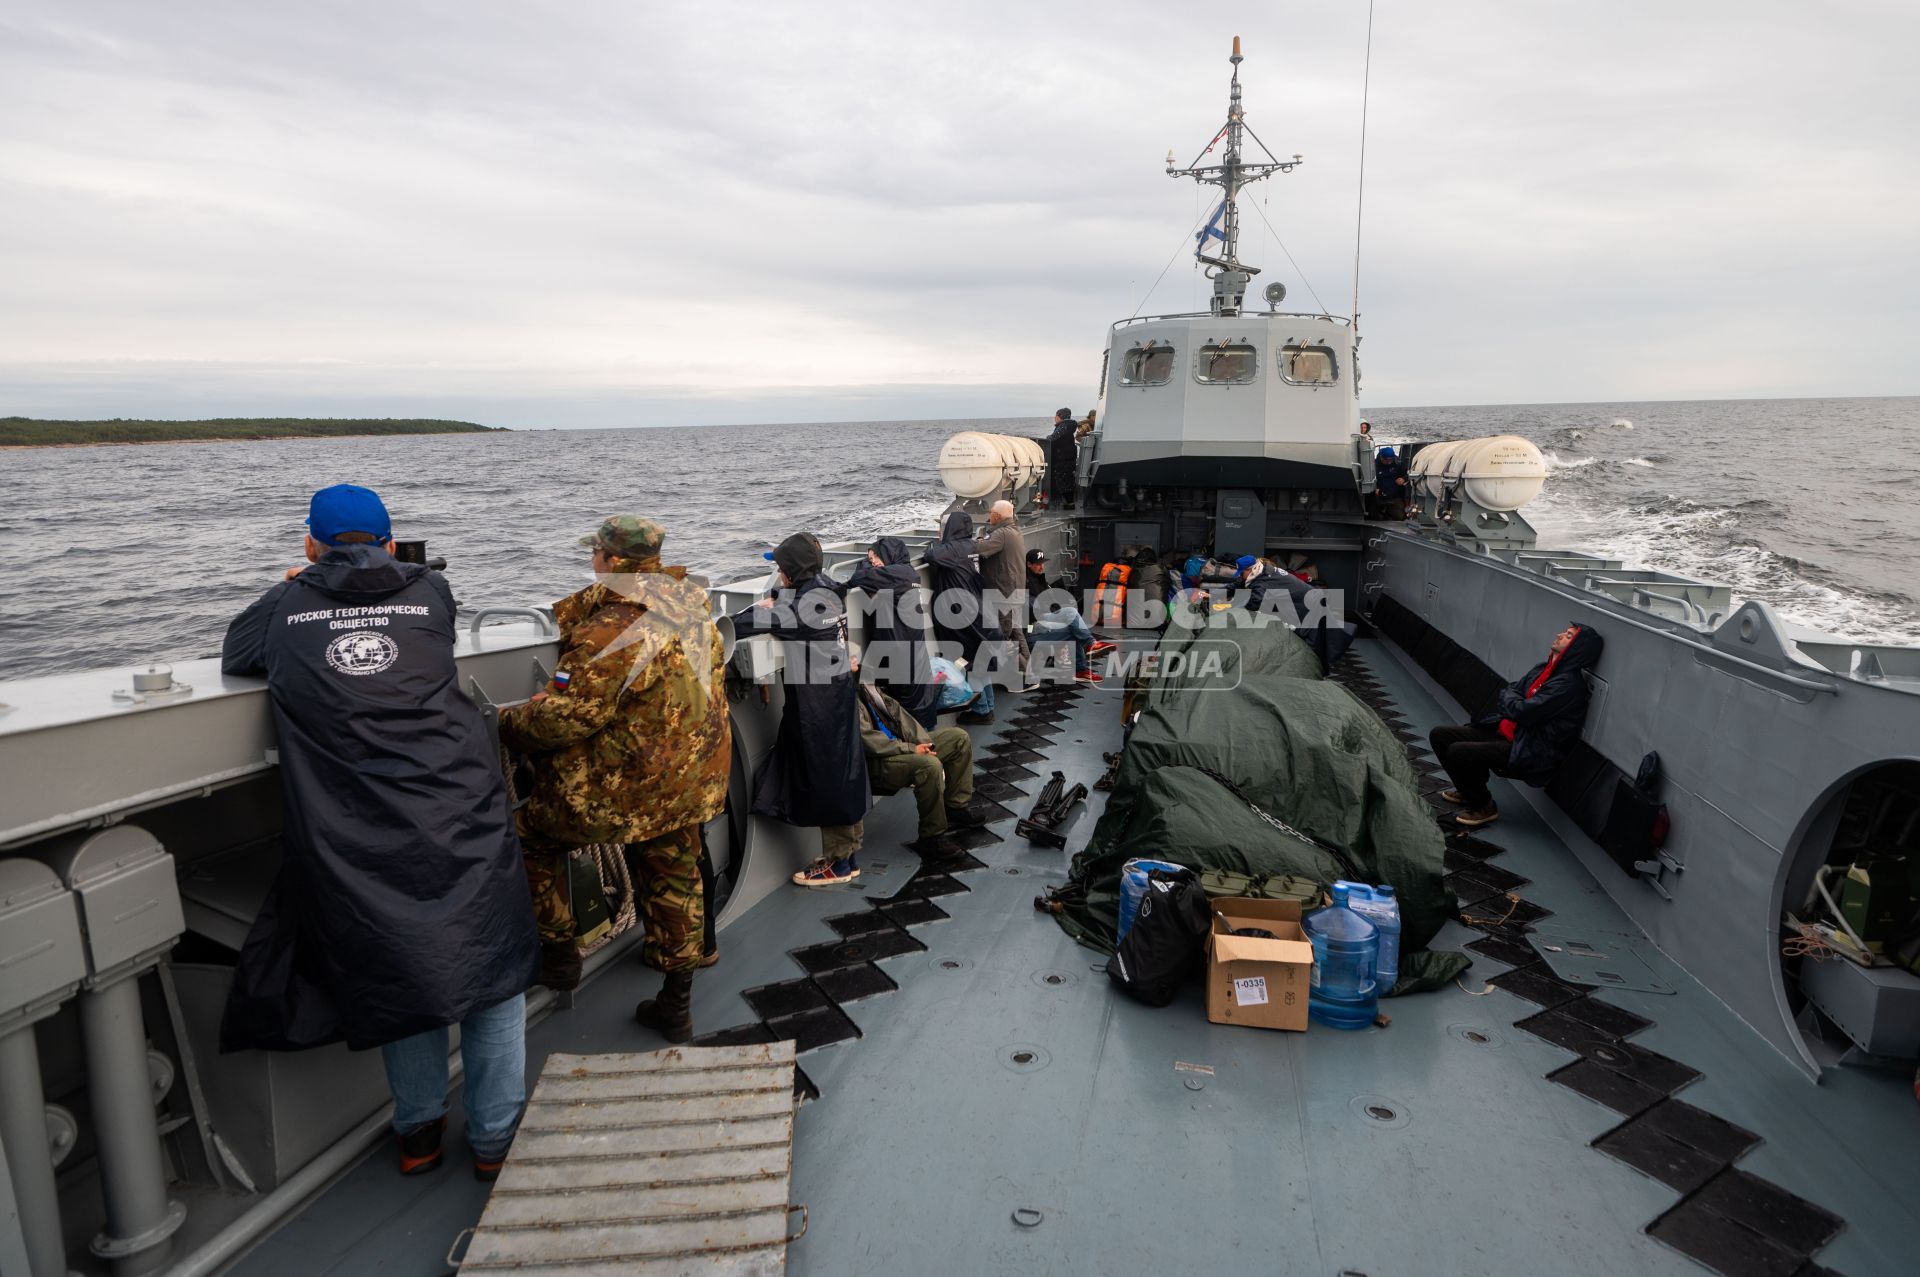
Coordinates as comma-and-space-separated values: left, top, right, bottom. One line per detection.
1529, 489, 1920, 645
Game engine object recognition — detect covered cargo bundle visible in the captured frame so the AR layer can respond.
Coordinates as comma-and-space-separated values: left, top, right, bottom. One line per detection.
1050, 671, 1464, 990
1145, 611, 1325, 703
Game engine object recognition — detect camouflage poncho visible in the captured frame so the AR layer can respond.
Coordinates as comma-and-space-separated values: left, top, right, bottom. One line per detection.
502, 563, 731, 845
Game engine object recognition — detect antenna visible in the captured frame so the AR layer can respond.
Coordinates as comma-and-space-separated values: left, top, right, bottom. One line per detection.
1165, 38, 1302, 317
1351, 0, 1376, 328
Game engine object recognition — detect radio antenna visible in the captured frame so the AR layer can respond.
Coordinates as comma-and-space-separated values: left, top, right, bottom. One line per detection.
1350, 0, 1375, 328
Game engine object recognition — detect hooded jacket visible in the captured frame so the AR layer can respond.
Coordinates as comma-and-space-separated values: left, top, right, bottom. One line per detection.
923, 511, 1005, 664
845, 536, 941, 726
974, 516, 1027, 605
1473, 624, 1606, 782
217, 545, 538, 1051
734, 571, 870, 828
1047, 418, 1079, 498
500, 562, 730, 846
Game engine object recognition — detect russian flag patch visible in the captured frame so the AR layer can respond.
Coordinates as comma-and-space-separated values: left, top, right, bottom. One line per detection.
551, 670, 572, 691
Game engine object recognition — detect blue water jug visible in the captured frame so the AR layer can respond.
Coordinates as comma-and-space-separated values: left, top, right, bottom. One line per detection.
1332, 882, 1403, 997
1117, 858, 1184, 942
1305, 883, 1379, 1030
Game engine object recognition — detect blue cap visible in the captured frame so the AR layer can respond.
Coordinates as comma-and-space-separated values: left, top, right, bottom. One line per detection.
1379, 446, 1396, 458
1235, 554, 1258, 571
306, 484, 391, 546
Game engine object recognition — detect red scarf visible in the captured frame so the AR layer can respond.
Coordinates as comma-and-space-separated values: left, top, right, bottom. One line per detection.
1499, 646, 1568, 742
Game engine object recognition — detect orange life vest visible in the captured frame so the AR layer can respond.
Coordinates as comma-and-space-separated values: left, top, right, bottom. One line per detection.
1092, 562, 1130, 627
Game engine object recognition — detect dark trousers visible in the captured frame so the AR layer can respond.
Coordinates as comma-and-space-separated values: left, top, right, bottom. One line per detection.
1429, 723, 1511, 808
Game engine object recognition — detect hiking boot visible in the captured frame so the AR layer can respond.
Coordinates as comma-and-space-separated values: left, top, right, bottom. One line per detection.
792, 857, 860, 887
634, 971, 694, 1044
535, 940, 582, 993
473, 1150, 508, 1183
908, 833, 967, 864
397, 1117, 444, 1176
944, 803, 987, 829
1454, 804, 1500, 829
1438, 788, 1467, 804
955, 710, 995, 726
641, 946, 720, 971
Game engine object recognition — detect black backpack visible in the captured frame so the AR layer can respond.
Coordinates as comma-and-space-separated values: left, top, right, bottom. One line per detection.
1106, 869, 1213, 1007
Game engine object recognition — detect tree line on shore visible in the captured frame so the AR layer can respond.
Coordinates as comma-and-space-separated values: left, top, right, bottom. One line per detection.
0, 417, 499, 446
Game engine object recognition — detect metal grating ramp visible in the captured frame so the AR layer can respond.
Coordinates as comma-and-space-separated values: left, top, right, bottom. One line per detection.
459, 1042, 802, 1276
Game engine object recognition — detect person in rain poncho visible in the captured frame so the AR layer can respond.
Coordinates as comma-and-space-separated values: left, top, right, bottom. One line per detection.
735, 532, 872, 886
924, 509, 1010, 724
845, 535, 942, 727
220, 484, 538, 1182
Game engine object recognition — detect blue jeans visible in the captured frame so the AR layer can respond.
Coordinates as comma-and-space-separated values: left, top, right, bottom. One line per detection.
968, 675, 995, 716
1031, 606, 1094, 673
380, 994, 527, 1160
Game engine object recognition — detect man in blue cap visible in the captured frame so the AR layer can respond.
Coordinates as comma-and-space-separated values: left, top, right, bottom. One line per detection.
219, 484, 539, 1182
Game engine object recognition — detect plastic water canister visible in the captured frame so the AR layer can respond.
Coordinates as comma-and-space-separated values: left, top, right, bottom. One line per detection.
1352, 885, 1401, 996
1304, 883, 1379, 1030
1117, 858, 1184, 942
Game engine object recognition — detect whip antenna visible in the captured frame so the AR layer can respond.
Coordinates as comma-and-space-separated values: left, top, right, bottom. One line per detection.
1351, 0, 1375, 327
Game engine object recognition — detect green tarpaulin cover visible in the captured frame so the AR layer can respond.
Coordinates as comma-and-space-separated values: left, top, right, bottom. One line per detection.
1051, 623, 1468, 993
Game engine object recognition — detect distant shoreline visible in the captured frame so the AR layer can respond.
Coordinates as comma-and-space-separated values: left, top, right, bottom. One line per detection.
0, 417, 499, 449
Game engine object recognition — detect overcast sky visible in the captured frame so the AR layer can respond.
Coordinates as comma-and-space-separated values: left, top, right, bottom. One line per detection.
2, 1, 1916, 427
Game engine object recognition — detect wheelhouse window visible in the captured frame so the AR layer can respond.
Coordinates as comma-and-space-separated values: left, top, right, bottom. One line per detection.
1196, 341, 1257, 385
1281, 343, 1339, 385
1118, 342, 1176, 387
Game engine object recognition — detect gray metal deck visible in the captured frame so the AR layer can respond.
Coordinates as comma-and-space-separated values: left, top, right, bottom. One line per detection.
224, 637, 1920, 1277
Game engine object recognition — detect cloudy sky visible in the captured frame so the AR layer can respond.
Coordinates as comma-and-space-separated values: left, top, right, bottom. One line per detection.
2, 1, 1915, 427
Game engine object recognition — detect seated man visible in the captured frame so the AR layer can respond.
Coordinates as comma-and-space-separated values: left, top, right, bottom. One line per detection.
857, 673, 986, 864
1429, 623, 1606, 828
1024, 548, 1110, 683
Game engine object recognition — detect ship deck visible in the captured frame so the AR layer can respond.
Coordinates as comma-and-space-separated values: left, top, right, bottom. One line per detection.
223, 635, 1920, 1277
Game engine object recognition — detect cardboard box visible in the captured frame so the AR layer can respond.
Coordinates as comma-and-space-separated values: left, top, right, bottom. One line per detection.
1206, 897, 1315, 1031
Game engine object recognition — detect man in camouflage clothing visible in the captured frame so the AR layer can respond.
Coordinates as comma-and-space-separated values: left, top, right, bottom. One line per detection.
500, 516, 730, 1040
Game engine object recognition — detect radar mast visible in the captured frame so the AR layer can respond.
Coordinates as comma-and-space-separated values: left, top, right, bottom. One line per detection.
1165, 37, 1302, 316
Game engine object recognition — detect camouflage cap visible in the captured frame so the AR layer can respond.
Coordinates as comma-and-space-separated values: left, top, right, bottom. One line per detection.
580, 515, 666, 559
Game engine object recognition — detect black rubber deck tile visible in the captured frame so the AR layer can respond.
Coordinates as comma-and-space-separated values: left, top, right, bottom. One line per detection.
1422, 790, 1457, 811
765, 1003, 862, 1054
742, 977, 832, 1021
687, 1022, 779, 1048
979, 759, 1041, 781
1447, 834, 1508, 861
825, 909, 897, 939
885, 872, 968, 900
1469, 895, 1552, 929
1487, 963, 1585, 1009
970, 773, 1028, 804
1447, 873, 1503, 912
790, 925, 926, 974
1547, 1057, 1665, 1117
965, 797, 1019, 824
1586, 1040, 1702, 1095
1458, 860, 1529, 892
813, 962, 898, 1004
1636, 1099, 1761, 1163
1465, 932, 1539, 969
1593, 1118, 1728, 1193
949, 826, 1004, 851
878, 897, 950, 928
1010, 710, 1070, 725
994, 728, 1057, 748
793, 1064, 820, 1102
1649, 1198, 1806, 1277
1516, 1008, 1617, 1054
985, 744, 1047, 765
1692, 1169, 1843, 1255
1555, 995, 1654, 1040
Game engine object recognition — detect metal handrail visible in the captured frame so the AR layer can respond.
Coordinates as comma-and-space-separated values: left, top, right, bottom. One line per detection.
1111, 310, 1353, 331
466, 607, 558, 638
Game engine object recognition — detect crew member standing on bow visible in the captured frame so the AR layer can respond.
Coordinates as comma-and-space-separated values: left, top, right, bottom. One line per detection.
1046, 408, 1080, 509
220, 484, 538, 1182
500, 516, 730, 1042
